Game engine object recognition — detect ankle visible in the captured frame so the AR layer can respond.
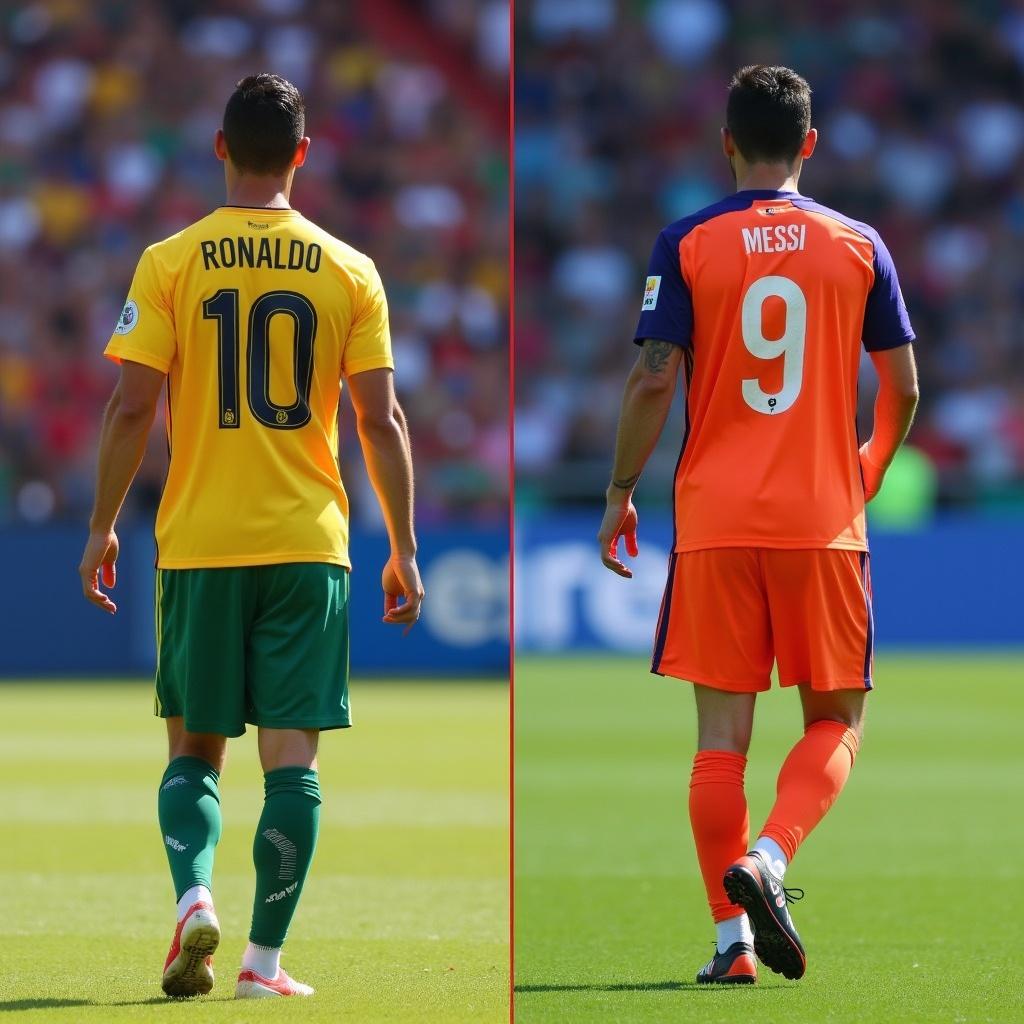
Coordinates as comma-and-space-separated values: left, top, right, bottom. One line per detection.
177, 884, 213, 920
715, 913, 753, 954
753, 836, 789, 879
243, 941, 282, 979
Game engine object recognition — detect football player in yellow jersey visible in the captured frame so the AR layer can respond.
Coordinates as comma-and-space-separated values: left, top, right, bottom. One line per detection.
78, 74, 423, 1000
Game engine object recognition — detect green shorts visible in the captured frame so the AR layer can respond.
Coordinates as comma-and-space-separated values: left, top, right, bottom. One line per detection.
155, 563, 350, 737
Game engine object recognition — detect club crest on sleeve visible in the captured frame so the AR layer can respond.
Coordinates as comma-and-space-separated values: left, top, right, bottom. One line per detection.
114, 299, 139, 335
642, 276, 661, 311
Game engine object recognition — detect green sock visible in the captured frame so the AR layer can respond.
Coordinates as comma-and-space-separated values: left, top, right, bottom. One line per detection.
249, 767, 321, 947
157, 756, 222, 901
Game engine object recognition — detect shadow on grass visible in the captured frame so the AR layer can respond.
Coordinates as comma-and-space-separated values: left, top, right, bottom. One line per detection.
0, 1001, 92, 1013
0, 996, 235, 1012
105, 998, 234, 1007
516, 981, 790, 994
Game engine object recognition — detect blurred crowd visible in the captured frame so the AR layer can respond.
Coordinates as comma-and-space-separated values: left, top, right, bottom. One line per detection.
0, 0, 509, 527
516, 0, 1024, 512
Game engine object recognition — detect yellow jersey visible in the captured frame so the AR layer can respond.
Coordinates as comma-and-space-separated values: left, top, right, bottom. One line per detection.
105, 206, 393, 569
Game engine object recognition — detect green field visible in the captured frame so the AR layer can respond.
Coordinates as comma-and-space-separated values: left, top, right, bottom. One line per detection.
0, 680, 508, 1022
514, 654, 1024, 1024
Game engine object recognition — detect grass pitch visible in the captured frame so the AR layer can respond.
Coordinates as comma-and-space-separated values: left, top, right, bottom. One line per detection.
514, 654, 1024, 1023
0, 680, 508, 1022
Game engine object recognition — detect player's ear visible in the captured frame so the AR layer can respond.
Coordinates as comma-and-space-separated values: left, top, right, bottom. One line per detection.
213, 128, 228, 162
293, 137, 311, 169
721, 127, 735, 159
801, 128, 818, 160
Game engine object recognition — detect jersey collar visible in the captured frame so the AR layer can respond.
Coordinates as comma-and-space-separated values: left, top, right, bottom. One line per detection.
218, 205, 299, 213
733, 189, 803, 200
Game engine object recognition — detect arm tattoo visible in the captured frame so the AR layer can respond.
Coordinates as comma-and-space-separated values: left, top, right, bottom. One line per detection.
611, 472, 640, 490
643, 339, 674, 375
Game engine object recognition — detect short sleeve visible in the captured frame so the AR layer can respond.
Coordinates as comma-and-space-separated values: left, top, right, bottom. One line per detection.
862, 233, 915, 351
104, 246, 176, 372
342, 261, 395, 377
633, 230, 693, 348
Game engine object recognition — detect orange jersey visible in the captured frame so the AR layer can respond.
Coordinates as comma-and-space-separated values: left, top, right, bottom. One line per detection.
635, 190, 914, 552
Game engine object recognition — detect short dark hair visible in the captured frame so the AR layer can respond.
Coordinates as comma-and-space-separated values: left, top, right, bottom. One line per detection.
726, 65, 812, 165
222, 73, 305, 175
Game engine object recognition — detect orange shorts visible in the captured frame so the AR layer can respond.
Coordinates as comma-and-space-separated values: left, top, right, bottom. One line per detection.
652, 548, 874, 692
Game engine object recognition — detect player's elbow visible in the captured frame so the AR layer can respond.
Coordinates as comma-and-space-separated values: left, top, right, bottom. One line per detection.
629, 368, 676, 403
901, 380, 920, 404
881, 377, 920, 406
356, 407, 401, 439
111, 389, 157, 428
872, 346, 919, 404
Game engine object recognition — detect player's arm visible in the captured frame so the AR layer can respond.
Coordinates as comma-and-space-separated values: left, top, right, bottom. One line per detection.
347, 367, 424, 627
598, 338, 683, 577
860, 344, 920, 502
79, 360, 166, 613
393, 397, 412, 455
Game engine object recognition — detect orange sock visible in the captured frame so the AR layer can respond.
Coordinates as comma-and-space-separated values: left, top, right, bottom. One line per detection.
759, 719, 860, 862
689, 750, 749, 923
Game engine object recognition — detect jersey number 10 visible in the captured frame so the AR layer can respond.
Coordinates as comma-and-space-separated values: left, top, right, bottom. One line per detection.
203, 289, 317, 430
740, 275, 805, 415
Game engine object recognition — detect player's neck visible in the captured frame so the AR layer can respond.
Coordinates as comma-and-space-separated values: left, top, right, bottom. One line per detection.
224, 178, 293, 210
734, 165, 801, 194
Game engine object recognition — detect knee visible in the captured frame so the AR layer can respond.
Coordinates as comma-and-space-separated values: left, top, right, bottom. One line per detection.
694, 689, 756, 756
806, 712, 863, 742
804, 714, 864, 763
258, 728, 319, 773
696, 725, 752, 755
170, 736, 227, 773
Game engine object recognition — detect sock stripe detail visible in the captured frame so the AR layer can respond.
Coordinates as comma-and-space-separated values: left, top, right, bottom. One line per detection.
261, 828, 298, 881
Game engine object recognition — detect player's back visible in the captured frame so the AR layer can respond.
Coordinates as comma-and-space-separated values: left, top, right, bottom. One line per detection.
636, 189, 913, 552
106, 206, 393, 569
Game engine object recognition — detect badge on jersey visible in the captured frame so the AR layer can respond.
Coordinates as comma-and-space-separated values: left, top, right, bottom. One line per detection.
114, 300, 139, 335
642, 276, 661, 311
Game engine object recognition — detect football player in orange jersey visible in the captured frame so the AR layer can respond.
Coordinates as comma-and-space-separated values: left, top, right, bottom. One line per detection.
598, 65, 919, 984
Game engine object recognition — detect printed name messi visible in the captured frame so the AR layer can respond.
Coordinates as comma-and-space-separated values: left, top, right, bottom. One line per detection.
200, 236, 322, 272
742, 224, 806, 255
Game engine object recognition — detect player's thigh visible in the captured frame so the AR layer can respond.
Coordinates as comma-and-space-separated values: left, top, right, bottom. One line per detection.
653, 548, 773, 693
156, 567, 251, 738
247, 563, 351, 731
764, 549, 874, 693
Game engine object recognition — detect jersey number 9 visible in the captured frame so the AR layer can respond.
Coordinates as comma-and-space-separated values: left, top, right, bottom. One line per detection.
740, 275, 806, 415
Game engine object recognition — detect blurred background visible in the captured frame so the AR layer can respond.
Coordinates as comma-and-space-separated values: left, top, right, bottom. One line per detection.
0, 0, 509, 674
515, 0, 1023, 652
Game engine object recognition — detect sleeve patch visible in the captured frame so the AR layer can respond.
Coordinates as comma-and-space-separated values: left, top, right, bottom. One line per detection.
642, 276, 661, 311
114, 300, 139, 335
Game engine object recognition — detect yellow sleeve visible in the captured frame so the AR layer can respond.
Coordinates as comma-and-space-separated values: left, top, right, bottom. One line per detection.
104, 246, 175, 372
342, 261, 394, 377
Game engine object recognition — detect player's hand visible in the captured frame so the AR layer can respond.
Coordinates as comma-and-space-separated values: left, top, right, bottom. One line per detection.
598, 498, 639, 578
859, 443, 886, 503
382, 553, 424, 633
79, 529, 119, 614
